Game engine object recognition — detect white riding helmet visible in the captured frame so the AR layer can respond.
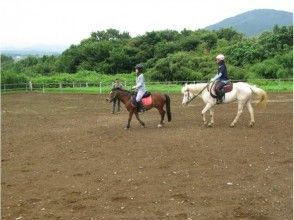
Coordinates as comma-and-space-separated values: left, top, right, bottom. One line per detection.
216, 54, 225, 60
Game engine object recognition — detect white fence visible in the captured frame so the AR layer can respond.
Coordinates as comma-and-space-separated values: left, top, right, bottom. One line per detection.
1, 78, 292, 94
1, 81, 202, 94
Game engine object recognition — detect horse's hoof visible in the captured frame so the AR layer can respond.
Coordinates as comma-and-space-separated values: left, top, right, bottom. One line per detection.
124, 126, 130, 130
207, 123, 213, 127
229, 123, 235, 128
249, 122, 255, 127
157, 124, 163, 128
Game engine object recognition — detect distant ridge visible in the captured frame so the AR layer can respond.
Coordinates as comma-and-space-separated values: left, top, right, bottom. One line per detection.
206, 9, 293, 36
1, 44, 68, 57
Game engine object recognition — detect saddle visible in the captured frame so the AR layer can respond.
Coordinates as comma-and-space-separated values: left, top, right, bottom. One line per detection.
221, 81, 233, 93
141, 91, 152, 106
142, 91, 151, 98
132, 91, 152, 108
210, 81, 233, 100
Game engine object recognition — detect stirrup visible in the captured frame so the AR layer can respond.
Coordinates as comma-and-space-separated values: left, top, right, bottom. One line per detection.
138, 107, 145, 113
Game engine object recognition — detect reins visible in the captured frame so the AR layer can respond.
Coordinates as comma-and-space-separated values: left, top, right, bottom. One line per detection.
186, 83, 209, 104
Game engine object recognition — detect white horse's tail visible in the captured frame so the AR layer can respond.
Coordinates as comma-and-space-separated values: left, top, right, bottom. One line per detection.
250, 85, 268, 107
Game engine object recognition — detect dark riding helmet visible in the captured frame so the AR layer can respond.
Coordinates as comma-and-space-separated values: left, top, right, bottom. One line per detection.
135, 64, 144, 72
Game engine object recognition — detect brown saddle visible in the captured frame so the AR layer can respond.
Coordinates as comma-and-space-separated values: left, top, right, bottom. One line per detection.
210, 81, 233, 99
222, 81, 233, 93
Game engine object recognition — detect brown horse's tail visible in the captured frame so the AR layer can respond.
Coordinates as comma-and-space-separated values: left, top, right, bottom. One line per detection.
164, 94, 172, 122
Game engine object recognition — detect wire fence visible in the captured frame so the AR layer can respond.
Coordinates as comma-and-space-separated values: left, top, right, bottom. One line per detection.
1, 78, 292, 94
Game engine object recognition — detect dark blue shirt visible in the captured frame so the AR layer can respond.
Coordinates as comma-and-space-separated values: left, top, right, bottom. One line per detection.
218, 61, 228, 80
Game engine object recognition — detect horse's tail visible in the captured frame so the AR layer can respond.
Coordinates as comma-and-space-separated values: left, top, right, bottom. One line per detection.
250, 85, 268, 107
164, 94, 172, 122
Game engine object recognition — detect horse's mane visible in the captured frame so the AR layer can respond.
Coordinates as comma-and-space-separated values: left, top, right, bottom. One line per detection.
112, 87, 132, 95
181, 83, 207, 94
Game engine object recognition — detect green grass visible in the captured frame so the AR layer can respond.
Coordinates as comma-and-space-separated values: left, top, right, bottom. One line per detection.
247, 79, 293, 92
2, 80, 292, 94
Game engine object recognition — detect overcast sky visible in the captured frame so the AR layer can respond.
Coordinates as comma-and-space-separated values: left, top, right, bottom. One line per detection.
0, 0, 293, 49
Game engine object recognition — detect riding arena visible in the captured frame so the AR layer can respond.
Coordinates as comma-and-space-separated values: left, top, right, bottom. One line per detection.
2, 91, 292, 219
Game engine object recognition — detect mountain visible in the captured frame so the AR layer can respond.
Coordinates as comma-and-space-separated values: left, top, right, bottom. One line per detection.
206, 9, 293, 36
1, 44, 68, 58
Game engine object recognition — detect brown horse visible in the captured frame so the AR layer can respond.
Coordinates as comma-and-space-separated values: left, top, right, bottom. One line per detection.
107, 88, 171, 129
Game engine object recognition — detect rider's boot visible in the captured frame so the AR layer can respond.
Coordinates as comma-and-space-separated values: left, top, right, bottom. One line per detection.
137, 101, 145, 113
216, 91, 223, 104
216, 90, 224, 104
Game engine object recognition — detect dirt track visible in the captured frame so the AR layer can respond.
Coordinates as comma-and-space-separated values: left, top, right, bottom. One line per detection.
1, 93, 293, 219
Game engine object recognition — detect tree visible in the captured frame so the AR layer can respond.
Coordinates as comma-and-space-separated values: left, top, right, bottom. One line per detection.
90, 29, 130, 41
216, 28, 244, 42
258, 25, 293, 58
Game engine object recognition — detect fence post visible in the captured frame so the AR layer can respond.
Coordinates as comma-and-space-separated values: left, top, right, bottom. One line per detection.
99, 82, 102, 94
59, 82, 62, 93
86, 82, 88, 87
29, 81, 33, 91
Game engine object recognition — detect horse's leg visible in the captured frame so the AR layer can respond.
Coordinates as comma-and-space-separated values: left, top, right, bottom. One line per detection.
157, 106, 165, 128
208, 108, 215, 127
201, 103, 213, 125
230, 101, 245, 127
126, 111, 134, 129
246, 101, 255, 127
134, 111, 145, 127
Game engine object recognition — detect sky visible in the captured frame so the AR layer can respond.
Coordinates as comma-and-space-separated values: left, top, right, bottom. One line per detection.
0, 0, 293, 49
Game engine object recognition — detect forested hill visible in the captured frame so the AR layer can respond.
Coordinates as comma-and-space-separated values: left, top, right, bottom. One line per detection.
1, 25, 293, 84
206, 9, 293, 36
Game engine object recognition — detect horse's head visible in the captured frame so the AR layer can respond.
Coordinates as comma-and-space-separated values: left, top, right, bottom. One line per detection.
106, 88, 119, 102
181, 84, 195, 106
106, 88, 131, 103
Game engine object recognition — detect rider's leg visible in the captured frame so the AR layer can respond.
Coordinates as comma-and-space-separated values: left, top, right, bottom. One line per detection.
216, 83, 225, 104
136, 91, 145, 112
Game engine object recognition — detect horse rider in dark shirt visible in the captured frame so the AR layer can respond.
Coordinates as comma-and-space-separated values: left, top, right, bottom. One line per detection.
210, 54, 229, 104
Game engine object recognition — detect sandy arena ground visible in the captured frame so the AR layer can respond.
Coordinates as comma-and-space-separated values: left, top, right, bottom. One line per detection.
1, 92, 293, 219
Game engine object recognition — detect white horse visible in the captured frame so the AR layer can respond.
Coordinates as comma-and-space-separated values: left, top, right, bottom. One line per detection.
181, 82, 267, 127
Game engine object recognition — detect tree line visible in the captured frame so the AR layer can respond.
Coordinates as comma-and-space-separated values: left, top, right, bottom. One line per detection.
1, 25, 293, 84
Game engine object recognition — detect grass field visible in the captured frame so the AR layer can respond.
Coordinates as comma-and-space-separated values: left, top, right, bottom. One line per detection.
1, 80, 292, 94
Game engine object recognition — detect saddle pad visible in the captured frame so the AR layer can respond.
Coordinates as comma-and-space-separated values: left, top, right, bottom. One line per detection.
142, 96, 152, 106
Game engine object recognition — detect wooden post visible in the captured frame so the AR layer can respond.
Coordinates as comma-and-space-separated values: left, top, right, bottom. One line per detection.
29, 81, 33, 91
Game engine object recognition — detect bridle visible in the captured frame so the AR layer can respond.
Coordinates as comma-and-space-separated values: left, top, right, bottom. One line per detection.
185, 84, 209, 104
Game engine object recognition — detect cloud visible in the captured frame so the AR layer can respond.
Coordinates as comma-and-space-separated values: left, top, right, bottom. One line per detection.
0, 0, 292, 48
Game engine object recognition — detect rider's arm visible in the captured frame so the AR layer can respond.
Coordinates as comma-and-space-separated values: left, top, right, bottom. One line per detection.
211, 72, 221, 81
